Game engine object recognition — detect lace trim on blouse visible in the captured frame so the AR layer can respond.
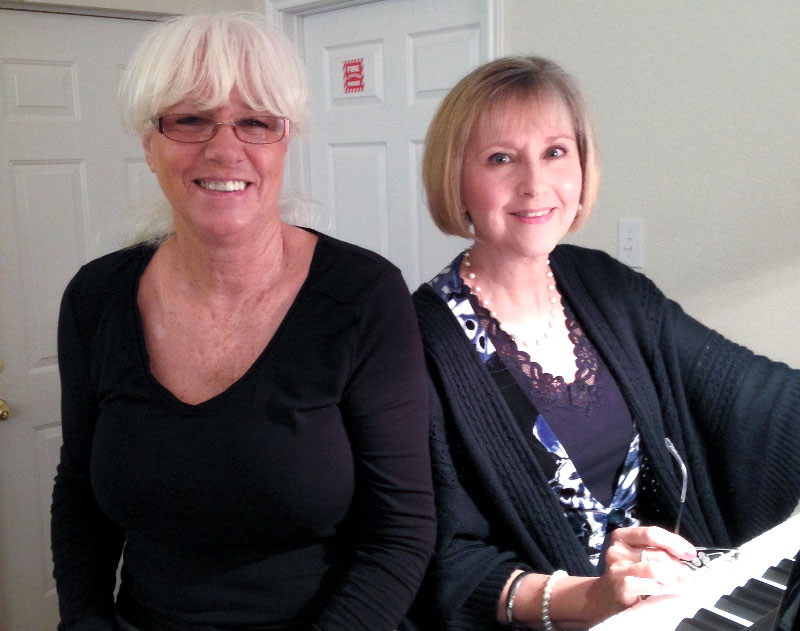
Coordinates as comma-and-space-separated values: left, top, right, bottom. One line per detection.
470, 284, 600, 412
428, 252, 641, 559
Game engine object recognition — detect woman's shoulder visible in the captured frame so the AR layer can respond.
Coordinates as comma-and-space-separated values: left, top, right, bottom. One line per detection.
410, 281, 465, 352
60, 245, 155, 339
552, 243, 662, 297
312, 230, 400, 277
552, 243, 627, 271
306, 230, 409, 304
66, 243, 155, 299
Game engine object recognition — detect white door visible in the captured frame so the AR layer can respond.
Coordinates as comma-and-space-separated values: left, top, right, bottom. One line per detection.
0, 10, 159, 630
297, 0, 493, 289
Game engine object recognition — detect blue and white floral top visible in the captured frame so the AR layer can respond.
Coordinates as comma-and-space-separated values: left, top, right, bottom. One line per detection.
429, 251, 642, 563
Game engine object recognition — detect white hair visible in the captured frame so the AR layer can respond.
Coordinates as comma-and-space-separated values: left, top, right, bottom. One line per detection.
118, 12, 307, 137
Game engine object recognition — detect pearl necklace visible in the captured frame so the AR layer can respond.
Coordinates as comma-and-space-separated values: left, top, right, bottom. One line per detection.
462, 249, 562, 348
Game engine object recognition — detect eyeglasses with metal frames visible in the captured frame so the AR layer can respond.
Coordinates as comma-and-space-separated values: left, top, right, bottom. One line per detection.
664, 437, 740, 570
154, 114, 289, 144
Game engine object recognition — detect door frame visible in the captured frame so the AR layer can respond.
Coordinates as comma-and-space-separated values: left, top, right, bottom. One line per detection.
266, 0, 504, 200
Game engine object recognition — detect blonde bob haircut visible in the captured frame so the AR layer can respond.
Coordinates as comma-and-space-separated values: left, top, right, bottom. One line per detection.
423, 56, 600, 238
119, 12, 307, 137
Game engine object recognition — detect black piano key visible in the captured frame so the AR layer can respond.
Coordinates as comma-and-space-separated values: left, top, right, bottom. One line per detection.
729, 585, 777, 614
761, 557, 794, 587
716, 594, 770, 623
762, 564, 791, 587
743, 578, 785, 606
676, 617, 724, 631
691, 608, 747, 630
776, 557, 795, 572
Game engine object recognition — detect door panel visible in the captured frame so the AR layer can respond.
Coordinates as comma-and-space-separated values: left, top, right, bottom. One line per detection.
0, 10, 159, 629
302, 0, 485, 289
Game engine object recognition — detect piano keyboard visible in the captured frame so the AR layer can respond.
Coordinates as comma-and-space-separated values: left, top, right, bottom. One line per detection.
675, 555, 794, 630
589, 512, 800, 631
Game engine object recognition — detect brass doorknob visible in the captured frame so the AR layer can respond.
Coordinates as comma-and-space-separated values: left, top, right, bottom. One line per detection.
0, 399, 10, 421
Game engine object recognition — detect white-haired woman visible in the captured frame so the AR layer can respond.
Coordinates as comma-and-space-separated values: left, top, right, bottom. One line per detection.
51, 13, 435, 631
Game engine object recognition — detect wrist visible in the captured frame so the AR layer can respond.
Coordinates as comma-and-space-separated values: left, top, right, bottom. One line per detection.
542, 570, 568, 630
505, 570, 534, 625
528, 575, 606, 629
499, 572, 608, 629
498, 569, 543, 626
551, 576, 611, 628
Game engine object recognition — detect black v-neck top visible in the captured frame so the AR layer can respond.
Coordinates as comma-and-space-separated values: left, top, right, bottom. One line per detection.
52, 233, 435, 631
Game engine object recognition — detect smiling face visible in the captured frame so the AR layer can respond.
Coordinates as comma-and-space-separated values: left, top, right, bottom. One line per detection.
460, 95, 583, 265
142, 86, 290, 243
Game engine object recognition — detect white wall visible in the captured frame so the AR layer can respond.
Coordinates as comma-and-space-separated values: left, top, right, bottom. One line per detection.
504, 1, 799, 366
8, 0, 794, 364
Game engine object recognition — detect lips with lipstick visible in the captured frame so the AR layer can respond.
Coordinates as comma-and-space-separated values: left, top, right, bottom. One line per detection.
198, 180, 249, 192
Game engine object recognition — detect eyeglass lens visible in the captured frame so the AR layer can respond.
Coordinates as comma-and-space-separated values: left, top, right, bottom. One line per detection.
158, 115, 286, 144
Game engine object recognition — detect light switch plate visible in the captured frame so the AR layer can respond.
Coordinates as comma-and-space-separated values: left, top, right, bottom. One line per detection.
618, 219, 644, 269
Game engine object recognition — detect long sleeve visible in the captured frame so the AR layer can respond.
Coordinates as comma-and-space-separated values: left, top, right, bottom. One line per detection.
651, 274, 800, 543
51, 276, 125, 631
551, 244, 800, 546
418, 379, 528, 631
312, 266, 436, 631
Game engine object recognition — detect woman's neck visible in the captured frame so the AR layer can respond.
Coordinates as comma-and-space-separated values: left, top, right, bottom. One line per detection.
159, 221, 299, 304
464, 244, 574, 378
463, 244, 556, 321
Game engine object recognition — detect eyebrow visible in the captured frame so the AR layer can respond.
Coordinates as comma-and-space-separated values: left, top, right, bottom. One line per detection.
543, 134, 577, 143
164, 110, 267, 119
477, 135, 577, 149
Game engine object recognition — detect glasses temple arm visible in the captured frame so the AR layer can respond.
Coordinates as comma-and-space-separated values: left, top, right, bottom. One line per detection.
664, 437, 688, 534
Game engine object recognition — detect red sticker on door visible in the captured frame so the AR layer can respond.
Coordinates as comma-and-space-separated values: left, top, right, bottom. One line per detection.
343, 59, 365, 93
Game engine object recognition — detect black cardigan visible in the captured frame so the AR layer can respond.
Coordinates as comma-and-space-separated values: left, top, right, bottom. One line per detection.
405, 244, 800, 631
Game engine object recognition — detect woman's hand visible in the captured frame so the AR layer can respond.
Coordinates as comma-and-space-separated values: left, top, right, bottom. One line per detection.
498, 527, 697, 628
586, 526, 697, 620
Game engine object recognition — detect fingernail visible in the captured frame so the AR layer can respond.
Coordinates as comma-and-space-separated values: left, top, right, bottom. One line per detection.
683, 549, 697, 560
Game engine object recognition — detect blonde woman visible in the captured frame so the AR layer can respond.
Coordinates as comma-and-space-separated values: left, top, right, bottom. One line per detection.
406, 56, 800, 630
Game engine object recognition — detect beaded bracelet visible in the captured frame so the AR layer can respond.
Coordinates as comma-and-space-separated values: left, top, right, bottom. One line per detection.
542, 570, 568, 631
505, 570, 533, 625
